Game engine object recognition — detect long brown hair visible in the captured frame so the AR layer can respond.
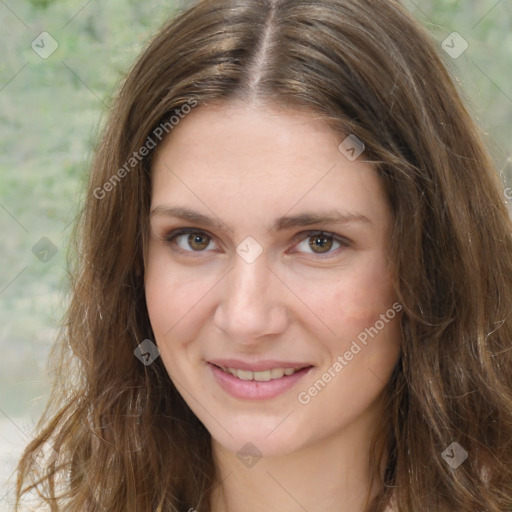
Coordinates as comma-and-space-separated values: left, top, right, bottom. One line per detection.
16, 0, 512, 510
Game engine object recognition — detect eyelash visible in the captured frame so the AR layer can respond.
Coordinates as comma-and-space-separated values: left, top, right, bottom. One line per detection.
161, 228, 350, 259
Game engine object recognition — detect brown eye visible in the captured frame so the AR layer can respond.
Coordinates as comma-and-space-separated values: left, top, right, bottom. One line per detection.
292, 230, 347, 258
187, 232, 211, 251
308, 234, 334, 253
164, 229, 215, 252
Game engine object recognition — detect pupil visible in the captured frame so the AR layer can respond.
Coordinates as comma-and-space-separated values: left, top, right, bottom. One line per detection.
309, 235, 332, 253
188, 233, 209, 250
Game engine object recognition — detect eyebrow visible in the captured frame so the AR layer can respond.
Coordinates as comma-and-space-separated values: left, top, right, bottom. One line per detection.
150, 206, 372, 232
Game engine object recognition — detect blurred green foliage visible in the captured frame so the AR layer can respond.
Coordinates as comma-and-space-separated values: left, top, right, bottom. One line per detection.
0, 0, 511, 420
0, 0, 177, 419
406, 0, 512, 172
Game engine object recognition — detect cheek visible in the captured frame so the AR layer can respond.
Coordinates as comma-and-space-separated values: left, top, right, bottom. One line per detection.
294, 257, 396, 338
144, 250, 213, 342
144, 257, 212, 386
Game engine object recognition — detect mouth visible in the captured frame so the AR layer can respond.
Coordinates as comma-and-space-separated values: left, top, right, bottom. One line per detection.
212, 364, 309, 381
208, 362, 314, 400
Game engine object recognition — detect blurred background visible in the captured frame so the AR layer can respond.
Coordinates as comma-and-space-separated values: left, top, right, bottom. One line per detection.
0, 0, 511, 509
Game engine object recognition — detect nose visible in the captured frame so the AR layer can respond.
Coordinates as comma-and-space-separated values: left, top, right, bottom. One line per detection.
213, 254, 289, 344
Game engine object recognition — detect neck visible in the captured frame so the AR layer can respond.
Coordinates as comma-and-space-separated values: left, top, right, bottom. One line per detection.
209, 406, 388, 512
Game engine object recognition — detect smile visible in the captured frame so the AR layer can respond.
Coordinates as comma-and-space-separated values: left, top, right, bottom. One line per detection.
216, 365, 304, 381
209, 363, 314, 400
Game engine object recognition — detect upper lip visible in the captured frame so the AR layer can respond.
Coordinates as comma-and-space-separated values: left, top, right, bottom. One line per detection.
208, 359, 313, 372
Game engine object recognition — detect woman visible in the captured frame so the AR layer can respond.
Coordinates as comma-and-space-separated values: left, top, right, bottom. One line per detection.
16, 0, 512, 510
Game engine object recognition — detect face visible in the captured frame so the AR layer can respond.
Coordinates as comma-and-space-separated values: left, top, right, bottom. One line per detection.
145, 102, 401, 458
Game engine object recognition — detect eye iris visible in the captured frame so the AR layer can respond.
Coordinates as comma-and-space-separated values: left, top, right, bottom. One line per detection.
188, 233, 210, 250
309, 234, 333, 253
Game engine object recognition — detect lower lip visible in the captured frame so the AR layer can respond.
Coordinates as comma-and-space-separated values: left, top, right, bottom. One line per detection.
208, 363, 313, 400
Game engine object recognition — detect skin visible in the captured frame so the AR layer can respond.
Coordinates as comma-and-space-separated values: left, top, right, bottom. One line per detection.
145, 101, 401, 512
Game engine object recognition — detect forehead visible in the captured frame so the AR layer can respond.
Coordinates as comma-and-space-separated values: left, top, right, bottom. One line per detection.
153, 102, 346, 180
150, 102, 389, 228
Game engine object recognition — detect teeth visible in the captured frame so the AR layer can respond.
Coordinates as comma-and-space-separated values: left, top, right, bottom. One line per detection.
219, 366, 302, 381
270, 368, 285, 379
237, 369, 254, 381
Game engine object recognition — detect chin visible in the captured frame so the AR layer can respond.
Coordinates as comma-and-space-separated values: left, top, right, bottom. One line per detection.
209, 416, 310, 459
